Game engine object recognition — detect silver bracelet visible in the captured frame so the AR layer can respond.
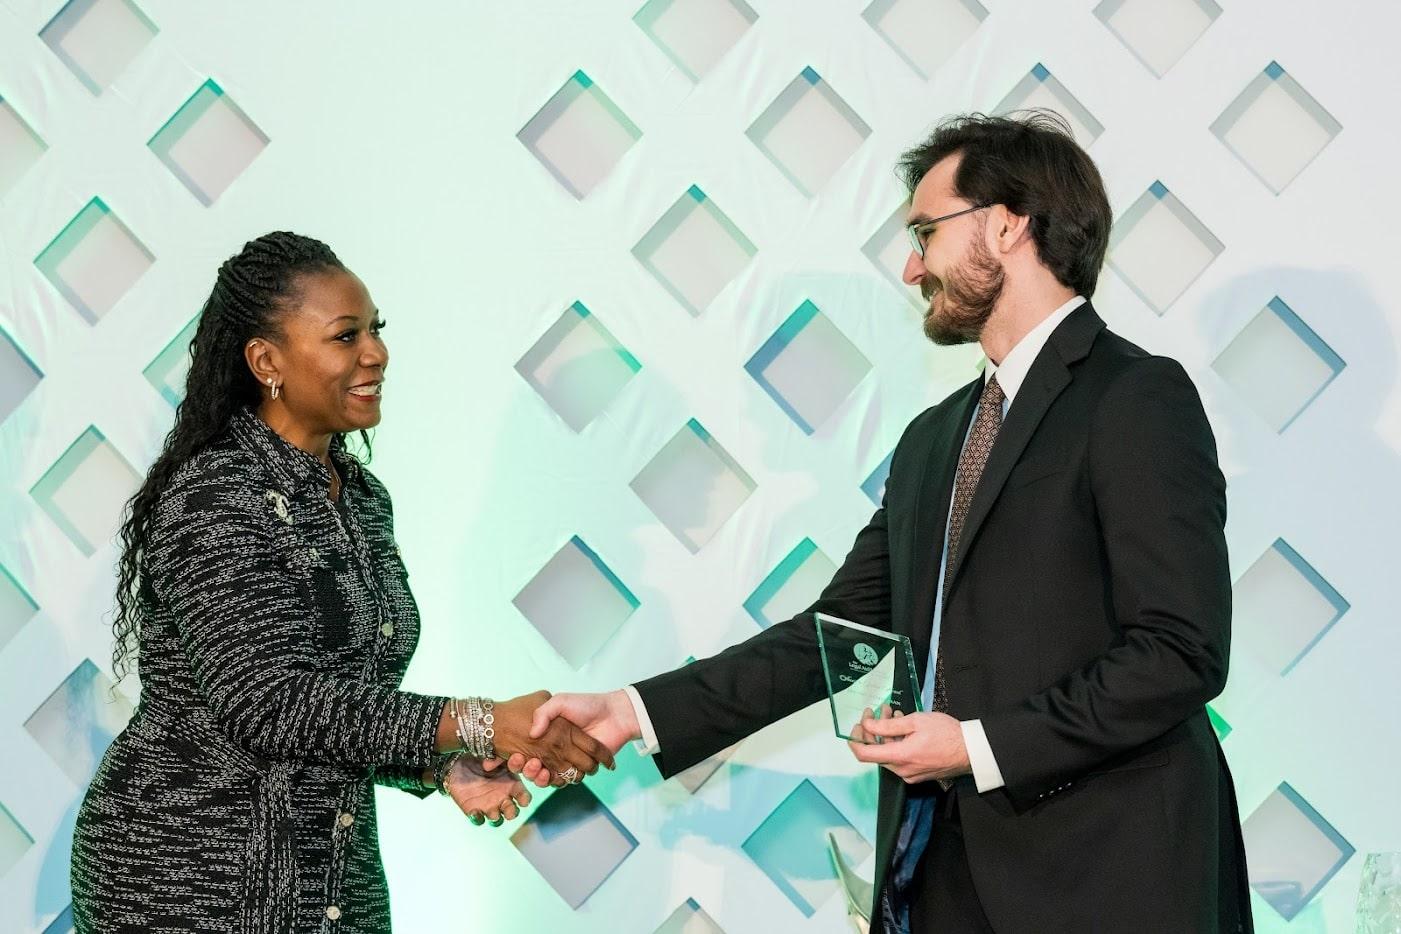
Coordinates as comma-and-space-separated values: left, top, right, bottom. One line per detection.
480, 698, 496, 761
466, 696, 482, 756
452, 696, 498, 759
454, 697, 474, 754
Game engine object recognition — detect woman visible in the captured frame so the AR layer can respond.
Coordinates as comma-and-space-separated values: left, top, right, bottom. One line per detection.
71, 232, 612, 933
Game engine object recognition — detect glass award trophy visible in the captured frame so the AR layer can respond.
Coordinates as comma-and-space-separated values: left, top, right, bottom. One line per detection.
815, 612, 922, 742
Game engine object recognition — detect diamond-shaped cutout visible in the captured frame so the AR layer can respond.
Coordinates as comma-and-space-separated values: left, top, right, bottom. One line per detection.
40, 0, 157, 96
0, 564, 39, 653
635, 0, 756, 83
30, 426, 141, 557
0, 800, 33, 879
0, 95, 47, 198
511, 783, 637, 908
1235, 538, 1348, 678
742, 779, 872, 917
655, 897, 724, 933
1213, 297, 1344, 432
861, 450, 893, 506
518, 71, 641, 199
516, 302, 641, 431
0, 325, 43, 425
35, 197, 154, 324
862, 0, 988, 80
143, 313, 198, 407
744, 538, 836, 630
149, 79, 268, 206
1107, 181, 1222, 315
23, 659, 133, 786
512, 536, 639, 669
995, 64, 1103, 147
631, 419, 755, 553
673, 744, 735, 794
861, 204, 921, 307
1211, 61, 1341, 194
747, 67, 871, 197
746, 301, 871, 435
1243, 782, 1354, 921
634, 186, 756, 316
1094, 0, 1220, 77
1213, 537, 1348, 724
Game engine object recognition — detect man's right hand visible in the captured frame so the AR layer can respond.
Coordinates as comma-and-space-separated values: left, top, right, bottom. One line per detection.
506, 690, 641, 786
491, 690, 616, 782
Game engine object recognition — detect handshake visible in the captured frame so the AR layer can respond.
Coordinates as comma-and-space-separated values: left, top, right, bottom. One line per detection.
434, 689, 639, 828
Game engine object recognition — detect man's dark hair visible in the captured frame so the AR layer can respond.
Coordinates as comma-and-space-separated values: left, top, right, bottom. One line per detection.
898, 110, 1112, 298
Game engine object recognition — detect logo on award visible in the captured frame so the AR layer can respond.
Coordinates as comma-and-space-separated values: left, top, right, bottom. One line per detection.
853, 642, 879, 668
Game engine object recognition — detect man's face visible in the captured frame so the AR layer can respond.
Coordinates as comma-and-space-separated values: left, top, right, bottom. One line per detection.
901, 153, 1004, 345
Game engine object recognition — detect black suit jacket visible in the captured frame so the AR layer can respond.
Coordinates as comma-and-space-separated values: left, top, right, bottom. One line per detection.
635, 304, 1252, 932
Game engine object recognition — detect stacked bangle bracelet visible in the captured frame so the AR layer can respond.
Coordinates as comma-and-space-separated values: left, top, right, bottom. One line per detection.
450, 696, 497, 760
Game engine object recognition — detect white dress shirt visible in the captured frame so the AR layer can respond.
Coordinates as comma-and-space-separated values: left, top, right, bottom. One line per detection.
626, 296, 1089, 793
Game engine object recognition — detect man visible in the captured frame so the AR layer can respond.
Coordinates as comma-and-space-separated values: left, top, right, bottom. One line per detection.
527, 112, 1252, 932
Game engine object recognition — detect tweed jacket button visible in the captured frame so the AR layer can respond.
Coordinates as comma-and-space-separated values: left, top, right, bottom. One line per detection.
379, 621, 395, 638
326, 905, 342, 920
338, 812, 354, 828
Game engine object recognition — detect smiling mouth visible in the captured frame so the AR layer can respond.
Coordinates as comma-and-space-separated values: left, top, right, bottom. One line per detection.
348, 383, 382, 397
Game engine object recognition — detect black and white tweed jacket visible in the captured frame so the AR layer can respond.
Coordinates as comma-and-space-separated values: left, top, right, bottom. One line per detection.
72, 408, 447, 934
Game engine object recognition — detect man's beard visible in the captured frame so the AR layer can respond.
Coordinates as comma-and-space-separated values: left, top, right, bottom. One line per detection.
921, 235, 1005, 345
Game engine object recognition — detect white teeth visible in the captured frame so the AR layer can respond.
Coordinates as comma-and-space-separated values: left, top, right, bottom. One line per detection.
348, 385, 381, 397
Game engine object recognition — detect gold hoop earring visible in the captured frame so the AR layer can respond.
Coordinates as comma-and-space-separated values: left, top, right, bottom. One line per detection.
268, 377, 280, 401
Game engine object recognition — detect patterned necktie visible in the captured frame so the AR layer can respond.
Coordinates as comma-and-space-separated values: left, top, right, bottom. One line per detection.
933, 374, 1005, 715
882, 374, 1008, 934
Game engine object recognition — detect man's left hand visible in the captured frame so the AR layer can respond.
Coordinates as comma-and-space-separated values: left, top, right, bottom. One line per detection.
847, 710, 971, 784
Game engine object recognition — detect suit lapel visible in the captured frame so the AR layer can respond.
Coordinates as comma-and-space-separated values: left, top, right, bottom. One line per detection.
943, 304, 1106, 596
905, 377, 981, 672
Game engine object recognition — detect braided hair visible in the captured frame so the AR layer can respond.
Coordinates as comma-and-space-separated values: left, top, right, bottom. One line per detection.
112, 231, 361, 678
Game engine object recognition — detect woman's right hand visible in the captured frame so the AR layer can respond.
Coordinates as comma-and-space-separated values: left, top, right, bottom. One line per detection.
489, 690, 616, 782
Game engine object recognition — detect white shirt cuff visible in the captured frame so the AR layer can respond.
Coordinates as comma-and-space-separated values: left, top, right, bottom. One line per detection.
960, 719, 1005, 792
622, 684, 661, 756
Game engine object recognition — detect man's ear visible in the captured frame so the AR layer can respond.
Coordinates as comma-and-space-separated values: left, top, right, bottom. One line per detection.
245, 337, 281, 389
988, 204, 1032, 255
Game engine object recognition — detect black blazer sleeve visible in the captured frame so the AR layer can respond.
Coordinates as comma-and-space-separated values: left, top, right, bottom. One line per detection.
146, 468, 446, 769
374, 763, 434, 798
634, 467, 897, 778
980, 357, 1231, 808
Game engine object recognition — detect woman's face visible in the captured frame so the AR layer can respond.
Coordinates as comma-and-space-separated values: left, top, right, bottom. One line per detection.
265, 269, 388, 436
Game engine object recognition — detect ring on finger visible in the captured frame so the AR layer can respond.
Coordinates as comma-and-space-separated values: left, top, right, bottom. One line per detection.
559, 766, 580, 784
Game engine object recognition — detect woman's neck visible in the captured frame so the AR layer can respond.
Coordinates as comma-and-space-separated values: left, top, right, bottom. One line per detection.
255, 404, 333, 467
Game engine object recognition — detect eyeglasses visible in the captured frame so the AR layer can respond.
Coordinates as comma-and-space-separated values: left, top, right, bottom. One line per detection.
906, 204, 989, 258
